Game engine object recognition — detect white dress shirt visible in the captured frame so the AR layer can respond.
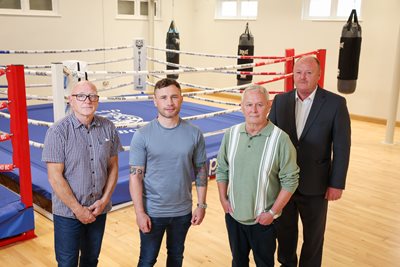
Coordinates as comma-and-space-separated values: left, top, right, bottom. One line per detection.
295, 88, 317, 139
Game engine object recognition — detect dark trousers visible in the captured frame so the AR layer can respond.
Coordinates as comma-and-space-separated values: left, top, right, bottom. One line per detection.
225, 213, 277, 267
138, 213, 192, 267
53, 213, 107, 267
276, 192, 328, 267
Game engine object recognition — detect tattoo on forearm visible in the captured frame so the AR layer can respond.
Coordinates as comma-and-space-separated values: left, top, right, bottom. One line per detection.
195, 165, 208, 187
130, 166, 143, 175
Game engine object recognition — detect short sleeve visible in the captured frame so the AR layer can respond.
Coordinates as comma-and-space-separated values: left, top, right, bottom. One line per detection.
129, 130, 147, 166
42, 127, 65, 163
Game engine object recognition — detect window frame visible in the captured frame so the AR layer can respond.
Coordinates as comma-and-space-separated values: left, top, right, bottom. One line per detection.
215, 0, 258, 20
116, 0, 161, 20
302, 0, 362, 21
0, 0, 59, 17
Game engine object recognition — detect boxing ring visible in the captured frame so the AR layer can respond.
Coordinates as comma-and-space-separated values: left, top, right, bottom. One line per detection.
0, 43, 326, 246
0, 100, 244, 213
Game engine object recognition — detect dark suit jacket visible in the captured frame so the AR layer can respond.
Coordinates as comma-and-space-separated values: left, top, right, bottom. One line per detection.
269, 87, 351, 195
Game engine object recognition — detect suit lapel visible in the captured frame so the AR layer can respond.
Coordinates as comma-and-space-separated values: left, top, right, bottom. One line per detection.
287, 91, 298, 141
299, 88, 326, 140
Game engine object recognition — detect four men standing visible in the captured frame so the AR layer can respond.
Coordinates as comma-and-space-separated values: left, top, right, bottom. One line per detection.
42, 56, 350, 266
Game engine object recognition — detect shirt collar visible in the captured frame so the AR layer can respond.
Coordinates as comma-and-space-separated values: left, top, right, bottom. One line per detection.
239, 121, 274, 137
295, 86, 317, 102
71, 113, 101, 129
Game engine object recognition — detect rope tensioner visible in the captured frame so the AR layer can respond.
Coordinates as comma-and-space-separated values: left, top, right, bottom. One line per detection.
0, 163, 14, 172
0, 101, 8, 110
0, 133, 12, 142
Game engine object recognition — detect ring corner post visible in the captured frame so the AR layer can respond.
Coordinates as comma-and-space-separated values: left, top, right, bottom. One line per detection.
317, 49, 327, 88
284, 48, 295, 92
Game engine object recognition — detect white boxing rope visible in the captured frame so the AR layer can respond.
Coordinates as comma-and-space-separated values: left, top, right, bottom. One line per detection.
24, 65, 51, 69
149, 57, 286, 76
88, 56, 134, 66
0, 44, 134, 55
99, 94, 152, 102
147, 46, 285, 60
24, 70, 52, 76
114, 107, 241, 129
148, 57, 196, 70
24, 94, 54, 101
0, 111, 53, 127
203, 128, 229, 137
97, 81, 135, 93
0, 83, 53, 89
22, 57, 135, 70
188, 95, 240, 106
182, 107, 241, 121
24, 58, 289, 78
29, 140, 44, 149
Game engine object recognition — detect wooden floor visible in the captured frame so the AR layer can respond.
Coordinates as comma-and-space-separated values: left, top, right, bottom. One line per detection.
1, 119, 399, 267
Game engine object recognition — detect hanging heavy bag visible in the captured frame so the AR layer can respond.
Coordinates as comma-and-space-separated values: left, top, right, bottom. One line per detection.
166, 20, 180, 80
237, 23, 254, 86
337, 9, 362, 94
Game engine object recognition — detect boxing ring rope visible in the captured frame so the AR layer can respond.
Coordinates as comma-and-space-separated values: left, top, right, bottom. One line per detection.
0, 65, 36, 247
0, 46, 327, 222
148, 46, 285, 60
0, 44, 134, 54
0, 46, 327, 151
0, 45, 326, 101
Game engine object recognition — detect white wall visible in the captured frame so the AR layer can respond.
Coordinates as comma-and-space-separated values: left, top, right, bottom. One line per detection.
0, 0, 399, 121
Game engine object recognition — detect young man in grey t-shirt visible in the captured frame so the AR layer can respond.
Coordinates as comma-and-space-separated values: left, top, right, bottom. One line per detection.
129, 78, 208, 267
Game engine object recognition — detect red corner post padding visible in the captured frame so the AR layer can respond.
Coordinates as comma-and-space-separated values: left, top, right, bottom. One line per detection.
0, 65, 36, 247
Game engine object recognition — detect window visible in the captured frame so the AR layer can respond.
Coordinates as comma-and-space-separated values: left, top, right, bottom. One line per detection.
303, 0, 362, 20
117, 0, 160, 20
216, 0, 258, 20
0, 0, 58, 16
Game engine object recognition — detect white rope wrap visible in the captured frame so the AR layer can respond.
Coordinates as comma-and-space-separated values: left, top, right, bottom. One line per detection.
23, 58, 287, 78
148, 46, 285, 60
0, 45, 133, 54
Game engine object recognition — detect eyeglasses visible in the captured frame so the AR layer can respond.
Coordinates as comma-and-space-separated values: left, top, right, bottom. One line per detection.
72, 94, 100, 102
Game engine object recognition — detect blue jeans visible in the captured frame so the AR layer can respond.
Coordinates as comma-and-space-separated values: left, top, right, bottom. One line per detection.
225, 213, 277, 267
138, 213, 192, 267
53, 214, 107, 267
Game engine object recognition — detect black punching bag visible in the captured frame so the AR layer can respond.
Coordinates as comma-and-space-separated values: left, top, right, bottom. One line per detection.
166, 20, 180, 80
237, 23, 254, 86
337, 9, 362, 94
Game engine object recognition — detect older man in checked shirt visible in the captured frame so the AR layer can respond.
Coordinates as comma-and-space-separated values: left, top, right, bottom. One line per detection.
42, 81, 122, 267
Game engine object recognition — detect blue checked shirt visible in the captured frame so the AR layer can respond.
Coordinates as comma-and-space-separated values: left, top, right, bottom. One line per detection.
42, 114, 122, 218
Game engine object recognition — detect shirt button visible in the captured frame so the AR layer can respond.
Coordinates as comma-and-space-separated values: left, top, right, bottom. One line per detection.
248, 145, 251, 148
92, 171, 95, 174
91, 158, 93, 161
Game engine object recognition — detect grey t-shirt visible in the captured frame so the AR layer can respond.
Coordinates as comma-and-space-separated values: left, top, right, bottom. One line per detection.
129, 118, 207, 217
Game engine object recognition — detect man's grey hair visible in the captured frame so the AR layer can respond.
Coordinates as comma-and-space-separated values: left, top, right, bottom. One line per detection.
241, 85, 269, 102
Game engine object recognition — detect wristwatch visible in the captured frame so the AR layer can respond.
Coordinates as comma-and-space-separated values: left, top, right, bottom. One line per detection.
267, 209, 279, 219
197, 203, 208, 209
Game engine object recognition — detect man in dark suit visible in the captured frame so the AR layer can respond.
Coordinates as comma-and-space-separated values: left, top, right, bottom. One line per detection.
268, 56, 351, 267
